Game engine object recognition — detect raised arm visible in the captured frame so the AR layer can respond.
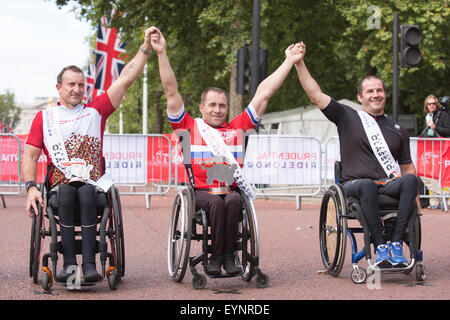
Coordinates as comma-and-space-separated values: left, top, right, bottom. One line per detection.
106, 27, 155, 109
293, 42, 331, 110
250, 44, 304, 117
151, 27, 184, 115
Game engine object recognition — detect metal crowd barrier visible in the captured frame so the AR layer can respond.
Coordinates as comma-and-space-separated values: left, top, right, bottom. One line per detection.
410, 137, 450, 211
103, 134, 173, 209
0, 134, 22, 208
244, 135, 324, 209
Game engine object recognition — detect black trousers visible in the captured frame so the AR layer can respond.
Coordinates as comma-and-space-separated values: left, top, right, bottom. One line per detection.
57, 183, 98, 266
195, 190, 242, 257
342, 174, 418, 248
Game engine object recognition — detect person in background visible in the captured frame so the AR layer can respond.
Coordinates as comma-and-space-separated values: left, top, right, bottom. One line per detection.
420, 94, 450, 138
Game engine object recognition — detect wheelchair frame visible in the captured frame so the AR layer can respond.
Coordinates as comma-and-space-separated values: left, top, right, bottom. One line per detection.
29, 182, 125, 291
319, 162, 425, 284
167, 185, 269, 290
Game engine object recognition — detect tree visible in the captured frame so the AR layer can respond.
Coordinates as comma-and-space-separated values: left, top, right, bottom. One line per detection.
55, 0, 449, 135
0, 91, 20, 133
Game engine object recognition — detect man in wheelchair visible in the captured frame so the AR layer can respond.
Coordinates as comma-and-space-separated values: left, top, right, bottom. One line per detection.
23, 27, 155, 283
151, 27, 304, 275
293, 42, 420, 268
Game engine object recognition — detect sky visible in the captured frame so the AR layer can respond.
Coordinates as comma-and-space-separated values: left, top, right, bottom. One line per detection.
0, 0, 94, 106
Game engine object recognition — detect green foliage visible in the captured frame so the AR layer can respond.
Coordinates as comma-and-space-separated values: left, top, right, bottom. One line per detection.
0, 91, 21, 131
55, 0, 449, 135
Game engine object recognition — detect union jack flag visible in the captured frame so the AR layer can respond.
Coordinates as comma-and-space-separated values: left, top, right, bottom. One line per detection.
83, 48, 97, 104
94, 15, 127, 94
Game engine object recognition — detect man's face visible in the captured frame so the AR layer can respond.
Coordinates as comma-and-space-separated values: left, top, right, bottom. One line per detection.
357, 78, 386, 116
56, 70, 85, 107
199, 90, 228, 128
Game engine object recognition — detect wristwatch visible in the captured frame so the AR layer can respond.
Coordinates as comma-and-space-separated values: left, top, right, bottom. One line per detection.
25, 180, 37, 193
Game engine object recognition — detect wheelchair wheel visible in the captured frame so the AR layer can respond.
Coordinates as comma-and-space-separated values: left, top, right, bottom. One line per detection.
110, 186, 125, 281
319, 184, 347, 277
168, 188, 194, 282
29, 184, 45, 284
112, 187, 125, 278
239, 192, 257, 282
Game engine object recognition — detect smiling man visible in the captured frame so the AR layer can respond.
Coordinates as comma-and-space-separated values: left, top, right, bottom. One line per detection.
151, 26, 303, 276
23, 27, 156, 283
293, 42, 419, 268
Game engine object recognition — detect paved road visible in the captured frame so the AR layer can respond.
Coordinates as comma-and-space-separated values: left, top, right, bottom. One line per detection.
1, 191, 448, 304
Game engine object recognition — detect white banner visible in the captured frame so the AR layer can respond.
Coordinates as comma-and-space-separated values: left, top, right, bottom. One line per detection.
243, 135, 322, 185
103, 135, 147, 184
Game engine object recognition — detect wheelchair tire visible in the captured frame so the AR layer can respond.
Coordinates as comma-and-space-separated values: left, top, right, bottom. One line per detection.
110, 186, 125, 282
168, 188, 194, 283
192, 273, 207, 290
319, 184, 347, 277
240, 192, 257, 282
30, 202, 44, 285
113, 187, 125, 278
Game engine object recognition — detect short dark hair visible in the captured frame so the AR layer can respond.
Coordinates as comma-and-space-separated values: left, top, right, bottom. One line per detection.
357, 75, 385, 96
57, 65, 84, 84
200, 87, 229, 105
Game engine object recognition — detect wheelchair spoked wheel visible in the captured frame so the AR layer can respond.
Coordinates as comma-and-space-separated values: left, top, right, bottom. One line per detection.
319, 184, 347, 277
239, 195, 256, 281
29, 184, 46, 284
168, 188, 194, 282
112, 187, 125, 278
239, 192, 269, 288
107, 186, 125, 290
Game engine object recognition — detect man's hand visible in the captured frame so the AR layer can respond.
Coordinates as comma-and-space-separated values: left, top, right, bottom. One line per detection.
287, 41, 306, 65
149, 27, 166, 55
25, 187, 43, 218
141, 26, 156, 53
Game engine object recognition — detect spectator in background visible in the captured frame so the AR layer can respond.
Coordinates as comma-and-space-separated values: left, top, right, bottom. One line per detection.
420, 94, 450, 138
419, 94, 450, 209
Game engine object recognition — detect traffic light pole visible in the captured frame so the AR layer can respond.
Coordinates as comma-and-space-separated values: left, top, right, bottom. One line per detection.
250, 0, 260, 100
393, 13, 399, 123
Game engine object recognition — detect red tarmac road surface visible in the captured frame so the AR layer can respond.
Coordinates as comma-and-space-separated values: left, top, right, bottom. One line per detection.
0, 191, 449, 302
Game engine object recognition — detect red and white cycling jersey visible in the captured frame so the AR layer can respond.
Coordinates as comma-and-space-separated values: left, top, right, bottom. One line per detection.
168, 104, 260, 189
26, 93, 115, 187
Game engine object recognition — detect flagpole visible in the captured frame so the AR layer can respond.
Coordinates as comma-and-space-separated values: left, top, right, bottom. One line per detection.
119, 105, 123, 134
143, 63, 148, 135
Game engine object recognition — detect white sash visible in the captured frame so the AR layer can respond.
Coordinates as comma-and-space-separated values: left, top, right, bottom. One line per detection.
42, 106, 113, 191
195, 118, 255, 202
357, 110, 398, 178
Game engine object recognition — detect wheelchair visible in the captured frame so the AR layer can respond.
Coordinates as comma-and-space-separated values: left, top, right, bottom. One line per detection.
319, 161, 425, 284
29, 172, 125, 291
167, 183, 269, 290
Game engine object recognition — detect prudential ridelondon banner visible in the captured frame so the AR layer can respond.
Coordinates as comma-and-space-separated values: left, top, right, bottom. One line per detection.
243, 135, 322, 185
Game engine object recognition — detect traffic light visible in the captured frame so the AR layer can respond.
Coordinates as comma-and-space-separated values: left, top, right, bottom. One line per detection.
259, 48, 268, 83
400, 24, 422, 68
236, 47, 250, 94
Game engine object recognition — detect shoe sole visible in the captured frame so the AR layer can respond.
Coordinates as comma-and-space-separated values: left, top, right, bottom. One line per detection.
374, 259, 393, 268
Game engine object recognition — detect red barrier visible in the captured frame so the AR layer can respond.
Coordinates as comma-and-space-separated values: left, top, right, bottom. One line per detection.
416, 138, 450, 189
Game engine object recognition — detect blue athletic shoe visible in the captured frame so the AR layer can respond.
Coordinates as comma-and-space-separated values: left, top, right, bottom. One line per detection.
389, 241, 409, 267
375, 244, 392, 268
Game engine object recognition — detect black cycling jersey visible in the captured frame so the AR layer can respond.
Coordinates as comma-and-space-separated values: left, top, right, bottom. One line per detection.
322, 99, 412, 182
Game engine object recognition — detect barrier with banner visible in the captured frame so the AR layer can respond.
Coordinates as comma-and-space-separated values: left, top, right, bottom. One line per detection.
2, 132, 448, 210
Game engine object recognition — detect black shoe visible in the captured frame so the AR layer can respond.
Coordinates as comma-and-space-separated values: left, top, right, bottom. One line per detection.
223, 253, 242, 275
206, 255, 223, 276
82, 263, 102, 282
56, 264, 78, 283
